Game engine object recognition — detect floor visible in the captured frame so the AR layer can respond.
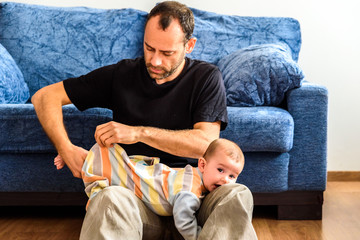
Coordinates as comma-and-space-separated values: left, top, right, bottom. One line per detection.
252, 181, 360, 240
0, 181, 359, 240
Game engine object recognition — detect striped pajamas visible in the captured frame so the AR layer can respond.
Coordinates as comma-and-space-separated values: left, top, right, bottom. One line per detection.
81, 143, 207, 239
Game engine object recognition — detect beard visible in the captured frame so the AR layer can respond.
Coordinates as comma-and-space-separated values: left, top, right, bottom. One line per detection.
145, 53, 185, 81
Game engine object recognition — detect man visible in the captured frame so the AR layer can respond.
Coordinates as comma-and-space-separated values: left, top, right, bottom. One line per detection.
32, 1, 257, 239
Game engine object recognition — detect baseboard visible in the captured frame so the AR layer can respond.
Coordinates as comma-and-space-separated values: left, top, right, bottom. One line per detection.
327, 171, 360, 181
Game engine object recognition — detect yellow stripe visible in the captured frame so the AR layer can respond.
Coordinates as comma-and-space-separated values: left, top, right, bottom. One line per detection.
84, 150, 94, 175
138, 165, 159, 210
114, 145, 128, 188
137, 164, 169, 216
172, 168, 185, 195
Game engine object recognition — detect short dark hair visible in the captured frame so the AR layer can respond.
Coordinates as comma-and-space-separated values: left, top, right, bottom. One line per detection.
146, 1, 194, 42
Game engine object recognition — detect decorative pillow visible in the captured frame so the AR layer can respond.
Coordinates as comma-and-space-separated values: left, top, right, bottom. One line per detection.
0, 43, 30, 103
217, 44, 304, 107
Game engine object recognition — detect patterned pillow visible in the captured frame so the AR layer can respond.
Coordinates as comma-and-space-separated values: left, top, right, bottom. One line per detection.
217, 44, 304, 107
0, 43, 29, 103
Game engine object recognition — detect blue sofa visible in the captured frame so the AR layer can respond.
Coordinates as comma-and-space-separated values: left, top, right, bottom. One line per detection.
0, 2, 328, 220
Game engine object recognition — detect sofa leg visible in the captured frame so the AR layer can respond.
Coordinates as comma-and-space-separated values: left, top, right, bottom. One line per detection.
277, 204, 322, 220
253, 191, 324, 220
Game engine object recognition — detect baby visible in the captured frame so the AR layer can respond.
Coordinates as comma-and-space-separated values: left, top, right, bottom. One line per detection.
56, 138, 244, 240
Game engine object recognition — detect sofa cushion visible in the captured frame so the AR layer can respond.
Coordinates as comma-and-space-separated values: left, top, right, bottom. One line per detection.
0, 2, 147, 97
0, 153, 84, 192
0, 104, 112, 153
220, 106, 294, 152
218, 44, 304, 107
189, 8, 301, 64
1, 105, 293, 153
237, 152, 289, 192
0, 43, 29, 103
0, 2, 301, 97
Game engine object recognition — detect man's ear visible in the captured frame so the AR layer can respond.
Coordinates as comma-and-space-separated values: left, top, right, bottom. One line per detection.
198, 157, 206, 173
185, 37, 197, 54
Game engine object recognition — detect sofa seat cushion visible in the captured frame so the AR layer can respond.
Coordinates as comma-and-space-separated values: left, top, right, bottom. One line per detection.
0, 104, 112, 153
237, 152, 289, 192
220, 106, 294, 152
0, 152, 84, 192
1, 105, 293, 153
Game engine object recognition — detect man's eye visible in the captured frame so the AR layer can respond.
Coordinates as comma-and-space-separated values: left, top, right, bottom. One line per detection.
163, 52, 173, 56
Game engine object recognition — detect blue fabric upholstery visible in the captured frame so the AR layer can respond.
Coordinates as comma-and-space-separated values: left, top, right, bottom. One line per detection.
1, 104, 292, 153
0, 43, 29, 103
286, 82, 328, 191
0, 2, 147, 97
0, 2, 301, 97
237, 153, 289, 192
217, 44, 304, 107
220, 107, 294, 152
189, 8, 301, 64
0, 2, 328, 198
0, 153, 84, 192
0, 104, 112, 153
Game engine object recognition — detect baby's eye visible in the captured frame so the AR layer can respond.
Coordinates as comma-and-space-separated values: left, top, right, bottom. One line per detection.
229, 175, 236, 179
217, 168, 224, 173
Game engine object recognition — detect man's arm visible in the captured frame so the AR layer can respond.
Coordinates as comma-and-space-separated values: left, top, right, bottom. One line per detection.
31, 82, 87, 178
94, 121, 220, 159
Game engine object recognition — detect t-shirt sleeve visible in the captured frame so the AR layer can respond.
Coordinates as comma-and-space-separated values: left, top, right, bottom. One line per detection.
63, 64, 116, 111
193, 67, 228, 130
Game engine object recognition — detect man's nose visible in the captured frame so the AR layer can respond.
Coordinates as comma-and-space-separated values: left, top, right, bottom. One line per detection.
151, 52, 162, 66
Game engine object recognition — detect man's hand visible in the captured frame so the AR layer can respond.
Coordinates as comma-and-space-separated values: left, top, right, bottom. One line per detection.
58, 144, 88, 178
94, 121, 142, 148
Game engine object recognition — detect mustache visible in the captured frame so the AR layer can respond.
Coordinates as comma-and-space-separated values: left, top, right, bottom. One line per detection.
146, 63, 166, 71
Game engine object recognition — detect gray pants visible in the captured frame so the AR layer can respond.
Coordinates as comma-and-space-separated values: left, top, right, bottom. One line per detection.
79, 183, 257, 240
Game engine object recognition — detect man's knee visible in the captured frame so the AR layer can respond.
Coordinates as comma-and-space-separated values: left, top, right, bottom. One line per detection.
207, 183, 253, 203
216, 183, 251, 194
90, 186, 139, 210
198, 183, 254, 223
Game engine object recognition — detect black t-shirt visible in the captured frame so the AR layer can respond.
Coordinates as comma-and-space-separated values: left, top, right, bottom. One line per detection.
63, 57, 228, 167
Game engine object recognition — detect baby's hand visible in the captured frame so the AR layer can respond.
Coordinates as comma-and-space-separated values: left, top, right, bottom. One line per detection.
54, 154, 66, 170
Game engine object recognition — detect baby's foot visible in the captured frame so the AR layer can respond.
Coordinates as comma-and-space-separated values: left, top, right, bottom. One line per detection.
54, 154, 66, 170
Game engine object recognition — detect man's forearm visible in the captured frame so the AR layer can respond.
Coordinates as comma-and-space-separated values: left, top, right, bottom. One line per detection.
95, 121, 220, 159
32, 83, 72, 152
32, 82, 87, 178
139, 123, 220, 159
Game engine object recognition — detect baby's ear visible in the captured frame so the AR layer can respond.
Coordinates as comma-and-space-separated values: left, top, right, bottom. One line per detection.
198, 157, 206, 173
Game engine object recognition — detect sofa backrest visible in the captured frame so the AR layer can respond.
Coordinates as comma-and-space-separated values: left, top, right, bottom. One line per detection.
0, 2, 301, 97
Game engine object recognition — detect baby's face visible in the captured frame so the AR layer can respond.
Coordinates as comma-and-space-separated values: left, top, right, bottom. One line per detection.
199, 149, 243, 192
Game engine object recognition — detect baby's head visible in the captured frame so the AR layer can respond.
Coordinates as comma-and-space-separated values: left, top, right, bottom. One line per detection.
198, 138, 244, 192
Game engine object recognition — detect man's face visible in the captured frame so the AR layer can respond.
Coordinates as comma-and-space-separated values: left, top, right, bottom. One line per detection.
143, 16, 189, 84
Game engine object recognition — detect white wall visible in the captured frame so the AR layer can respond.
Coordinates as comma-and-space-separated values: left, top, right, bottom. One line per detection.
3, 0, 360, 171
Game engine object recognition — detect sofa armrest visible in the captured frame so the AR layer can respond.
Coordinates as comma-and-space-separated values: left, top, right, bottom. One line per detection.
286, 81, 328, 191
